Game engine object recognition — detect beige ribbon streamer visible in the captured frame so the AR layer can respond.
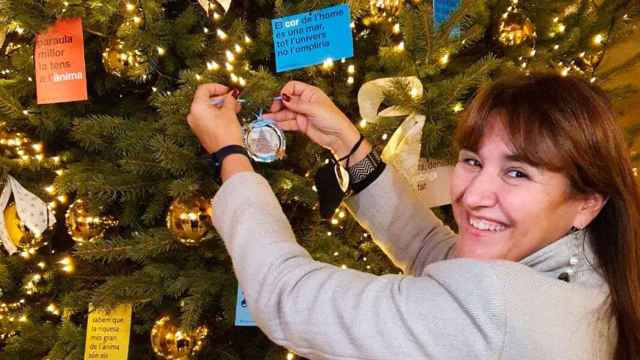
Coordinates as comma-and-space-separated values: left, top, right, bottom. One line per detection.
357, 77, 452, 208
0, 175, 56, 254
198, 0, 232, 13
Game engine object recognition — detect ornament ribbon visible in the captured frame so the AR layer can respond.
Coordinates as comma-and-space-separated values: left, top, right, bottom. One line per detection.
0, 175, 56, 254
357, 77, 453, 208
198, 0, 232, 14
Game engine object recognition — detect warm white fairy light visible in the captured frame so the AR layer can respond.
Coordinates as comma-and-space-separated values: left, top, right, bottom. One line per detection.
341, 265, 348, 269
359, 119, 367, 128
58, 257, 74, 273
126, 3, 136, 11
553, 44, 560, 50
439, 52, 449, 65
225, 50, 235, 62
133, 16, 142, 25
156, 47, 166, 56
347, 76, 354, 85
322, 58, 334, 70
225, 62, 233, 71
286, 352, 295, 360
452, 102, 464, 113
45, 185, 55, 194
217, 29, 228, 40
234, 44, 243, 53
593, 33, 605, 46
244, 35, 252, 44
382, 133, 388, 141
333, 252, 339, 256
203, 27, 209, 34
312, 185, 318, 192
393, 23, 400, 34
560, 67, 570, 76
590, 77, 597, 83
327, 231, 332, 236
395, 41, 405, 52
238, 77, 247, 87
213, 12, 222, 21
207, 60, 220, 71
230, 73, 238, 83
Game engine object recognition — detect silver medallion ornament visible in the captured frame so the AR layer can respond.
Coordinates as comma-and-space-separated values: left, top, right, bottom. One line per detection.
243, 114, 286, 163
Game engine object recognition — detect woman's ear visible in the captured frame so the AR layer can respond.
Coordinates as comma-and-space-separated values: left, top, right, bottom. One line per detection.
573, 193, 608, 229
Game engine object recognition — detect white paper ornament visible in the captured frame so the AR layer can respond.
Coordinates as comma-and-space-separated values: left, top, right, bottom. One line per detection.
0, 176, 56, 254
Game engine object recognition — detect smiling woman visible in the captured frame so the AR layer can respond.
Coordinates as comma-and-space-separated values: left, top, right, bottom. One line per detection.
188, 73, 640, 360
454, 73, 640, 359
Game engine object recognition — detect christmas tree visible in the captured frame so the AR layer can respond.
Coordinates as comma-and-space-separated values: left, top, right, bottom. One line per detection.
0, 0, 638, 358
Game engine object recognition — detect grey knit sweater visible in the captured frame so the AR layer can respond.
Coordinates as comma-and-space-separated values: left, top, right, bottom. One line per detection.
211, 166, 614, 359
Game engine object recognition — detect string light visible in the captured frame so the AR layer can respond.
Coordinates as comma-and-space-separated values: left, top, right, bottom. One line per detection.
393, 23, 400, 34
225, 50, 235, 62
439, 52, 450, 65
593, 33, 605, 46
156, 47, 166, 56
207, 60, 220, 71
322, 58, 334, 70
395, 41, 405, 52
359, 119, 367, 128
216, 29, 228, 40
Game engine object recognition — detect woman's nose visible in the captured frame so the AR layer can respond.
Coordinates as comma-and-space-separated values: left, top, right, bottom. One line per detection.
462, 170, 498, 209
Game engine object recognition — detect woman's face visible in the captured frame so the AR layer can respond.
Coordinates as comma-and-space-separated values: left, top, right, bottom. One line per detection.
450, 116, 595, 261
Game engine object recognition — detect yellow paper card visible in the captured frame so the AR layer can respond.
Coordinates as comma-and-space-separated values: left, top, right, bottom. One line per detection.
84, 304, 132, 360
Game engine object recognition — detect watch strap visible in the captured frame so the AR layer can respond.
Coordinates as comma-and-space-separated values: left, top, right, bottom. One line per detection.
212, 144, 250, 184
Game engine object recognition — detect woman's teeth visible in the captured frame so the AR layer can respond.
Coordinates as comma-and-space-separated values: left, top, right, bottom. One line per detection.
469, 217, 506, 232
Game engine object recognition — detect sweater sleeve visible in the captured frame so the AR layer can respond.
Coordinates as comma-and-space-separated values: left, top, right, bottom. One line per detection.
212, 172, 506, 360
344, 165, 457, 276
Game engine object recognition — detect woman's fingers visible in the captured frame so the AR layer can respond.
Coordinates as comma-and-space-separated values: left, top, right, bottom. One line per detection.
273, 119, 301, 132
193, 84, 230, 103
281, 80, 314, 97
263, 109, 297, 122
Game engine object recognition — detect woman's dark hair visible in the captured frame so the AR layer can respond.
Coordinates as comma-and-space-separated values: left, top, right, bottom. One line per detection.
455, 72, 640, 359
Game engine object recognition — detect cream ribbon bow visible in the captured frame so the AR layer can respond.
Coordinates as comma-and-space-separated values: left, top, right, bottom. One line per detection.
198, 0, 232, 13
357, 77, 452, 208
0, 175, 56, 254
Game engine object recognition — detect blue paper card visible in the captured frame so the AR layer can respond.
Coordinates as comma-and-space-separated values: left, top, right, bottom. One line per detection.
433, 0, 461, 33
272, 4, 354, 72
234, 287, 256, 326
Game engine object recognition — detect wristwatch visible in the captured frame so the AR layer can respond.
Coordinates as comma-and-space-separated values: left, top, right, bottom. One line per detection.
212, 144, 250, 184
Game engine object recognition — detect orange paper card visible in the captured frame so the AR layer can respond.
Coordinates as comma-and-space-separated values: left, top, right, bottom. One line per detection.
35, 18, 88, 104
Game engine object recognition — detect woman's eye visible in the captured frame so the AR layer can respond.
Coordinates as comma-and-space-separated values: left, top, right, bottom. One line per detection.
506, 169, 529, 179
462, 158, 481, 167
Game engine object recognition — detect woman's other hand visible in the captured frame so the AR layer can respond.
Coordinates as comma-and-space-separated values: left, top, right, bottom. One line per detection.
263, 81, 366, 161
187, 84, 243, 154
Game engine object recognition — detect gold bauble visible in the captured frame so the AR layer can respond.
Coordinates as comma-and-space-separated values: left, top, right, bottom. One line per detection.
65, 199, 117, 244
3, 202, 47, 250
497, 11, 536, 47
150, 316, 208, 359
102, 39, 151, 80
166, 196, 213, 246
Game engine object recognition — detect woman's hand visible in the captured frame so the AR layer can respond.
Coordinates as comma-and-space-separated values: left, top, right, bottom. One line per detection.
187, 84, 243, 154
263, 81, 365, 160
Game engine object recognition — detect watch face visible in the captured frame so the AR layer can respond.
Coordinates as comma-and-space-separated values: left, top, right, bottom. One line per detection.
243, 119, 286, 163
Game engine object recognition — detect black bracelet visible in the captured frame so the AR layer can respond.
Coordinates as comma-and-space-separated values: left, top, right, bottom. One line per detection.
348, 150, 386, 195
212, 144, 250, 184
336, 133, 364, 168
